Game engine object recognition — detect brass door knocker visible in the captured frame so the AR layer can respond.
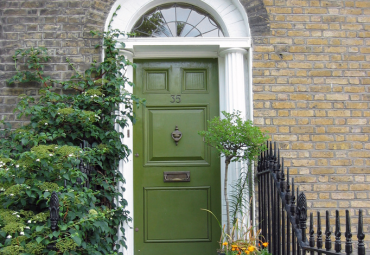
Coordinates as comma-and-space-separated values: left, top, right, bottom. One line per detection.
171, 126, 182, 146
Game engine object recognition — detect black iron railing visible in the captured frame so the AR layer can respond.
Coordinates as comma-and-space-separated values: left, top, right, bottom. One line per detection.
47, 141, 95, 250
257, 141, 366, 255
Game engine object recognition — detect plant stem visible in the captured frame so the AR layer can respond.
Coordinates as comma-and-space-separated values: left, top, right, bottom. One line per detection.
225, 157, 231, 238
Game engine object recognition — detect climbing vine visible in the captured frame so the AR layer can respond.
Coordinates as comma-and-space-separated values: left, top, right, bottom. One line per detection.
0, 6, 139, 254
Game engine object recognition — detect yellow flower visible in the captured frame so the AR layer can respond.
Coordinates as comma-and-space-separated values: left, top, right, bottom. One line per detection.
245, 251, 250, 254
248, 246, 255, 252
232, 248, 236, 251
222, 242, 228, 246
241, 248, 246, 250
262, 242, 269, 247
231, 245, 238, 248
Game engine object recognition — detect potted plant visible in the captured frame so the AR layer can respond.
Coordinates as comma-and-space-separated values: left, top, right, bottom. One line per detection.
199, 111, 269, 254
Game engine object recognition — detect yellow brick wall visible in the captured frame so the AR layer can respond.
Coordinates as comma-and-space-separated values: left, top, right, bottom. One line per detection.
253, 0, 370, 244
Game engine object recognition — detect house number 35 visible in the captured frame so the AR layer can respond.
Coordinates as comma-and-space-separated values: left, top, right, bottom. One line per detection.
170, 95, 181, 103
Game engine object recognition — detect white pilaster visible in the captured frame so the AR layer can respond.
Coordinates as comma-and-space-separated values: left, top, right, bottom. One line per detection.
218, 47, 250, 234
219, 48, 248, 116
118, 50, 134, 255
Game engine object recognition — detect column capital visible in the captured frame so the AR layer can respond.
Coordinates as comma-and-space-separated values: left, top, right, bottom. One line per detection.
119, 49, 134, 60
218, 47, 248, 57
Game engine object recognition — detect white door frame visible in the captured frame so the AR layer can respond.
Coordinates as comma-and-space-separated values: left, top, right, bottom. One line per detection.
117, 38, 253, 255
106, 1, 254, 254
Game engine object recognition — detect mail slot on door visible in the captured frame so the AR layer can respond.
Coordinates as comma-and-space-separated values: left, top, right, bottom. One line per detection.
163, 171, 190, 182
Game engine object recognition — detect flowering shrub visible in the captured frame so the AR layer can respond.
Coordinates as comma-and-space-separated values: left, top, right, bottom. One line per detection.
0, 6, 139, 254
221, 241, 269, 255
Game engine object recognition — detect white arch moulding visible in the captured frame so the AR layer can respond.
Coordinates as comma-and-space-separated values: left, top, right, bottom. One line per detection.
105, 1, 254, 254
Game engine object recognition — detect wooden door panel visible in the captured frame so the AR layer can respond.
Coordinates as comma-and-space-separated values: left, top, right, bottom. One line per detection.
134, 59, 220, 255
144, 187, 211, 242
143, 68, 170, 94
144, 106, 209, 166
182, 68, 208, 93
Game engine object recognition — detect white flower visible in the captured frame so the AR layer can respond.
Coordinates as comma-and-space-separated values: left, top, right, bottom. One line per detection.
25, 226, 30, 229
10, 194, 14, 196
6, 235, 11, 239
0, 188, 5, 191
69, 154, 73, 157
57, 113, 60, 115
49, 154, 53, 156
36, 159, 40, 162
20, 232, 24, 235
80, 151, 83, 153
12, 212, 18, 215
45, 190, 49, 192
17, 215, 20, 218
27, 220, 31, 223
55, 146, 58, 149
16, 165, 19, 168
45, 123, 48, 125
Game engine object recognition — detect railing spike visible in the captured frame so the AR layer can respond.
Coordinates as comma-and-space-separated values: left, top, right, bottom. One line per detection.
325, 210, 332, 251
291, 178, 296, 217
280, 157, 286, 192
335, 210, 342, 252
296, 187, 300, 226
317, 211, 323, 250
285, 167, 291, 205
270, 140, 272, 158
309, 212, 315, 248
345, 210, 352, 255
357, 209, 365, 255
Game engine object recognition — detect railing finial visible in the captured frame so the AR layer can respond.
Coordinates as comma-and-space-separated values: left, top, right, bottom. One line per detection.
291, 178, 296, 218
317, 211, 323, 250
49, 191, 59, 232
325, 210, 332, 251
285, 167, 291, 205
357, 209, 365, 255
280, 157, 286, 192
345, 210, 352, 255
335, 210, 342, 252
309, 212, 315, 248
297, 191, 307, 241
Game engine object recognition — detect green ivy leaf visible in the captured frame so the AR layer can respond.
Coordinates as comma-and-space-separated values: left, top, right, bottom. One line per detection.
36, 226, 44, 232
36, 236, 44, 244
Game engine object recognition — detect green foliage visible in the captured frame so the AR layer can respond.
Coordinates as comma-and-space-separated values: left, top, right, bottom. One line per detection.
199, 111, 268, 163
0, 5, 139, 254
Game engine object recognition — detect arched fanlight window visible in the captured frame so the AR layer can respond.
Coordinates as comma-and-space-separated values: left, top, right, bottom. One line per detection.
131, 3, 224, 37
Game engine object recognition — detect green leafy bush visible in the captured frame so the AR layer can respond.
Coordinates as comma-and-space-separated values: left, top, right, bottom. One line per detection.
0, 6, 139, 255
199, 111, 268, 237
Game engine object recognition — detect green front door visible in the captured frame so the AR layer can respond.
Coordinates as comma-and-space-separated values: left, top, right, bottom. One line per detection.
133, 59, 221, 255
